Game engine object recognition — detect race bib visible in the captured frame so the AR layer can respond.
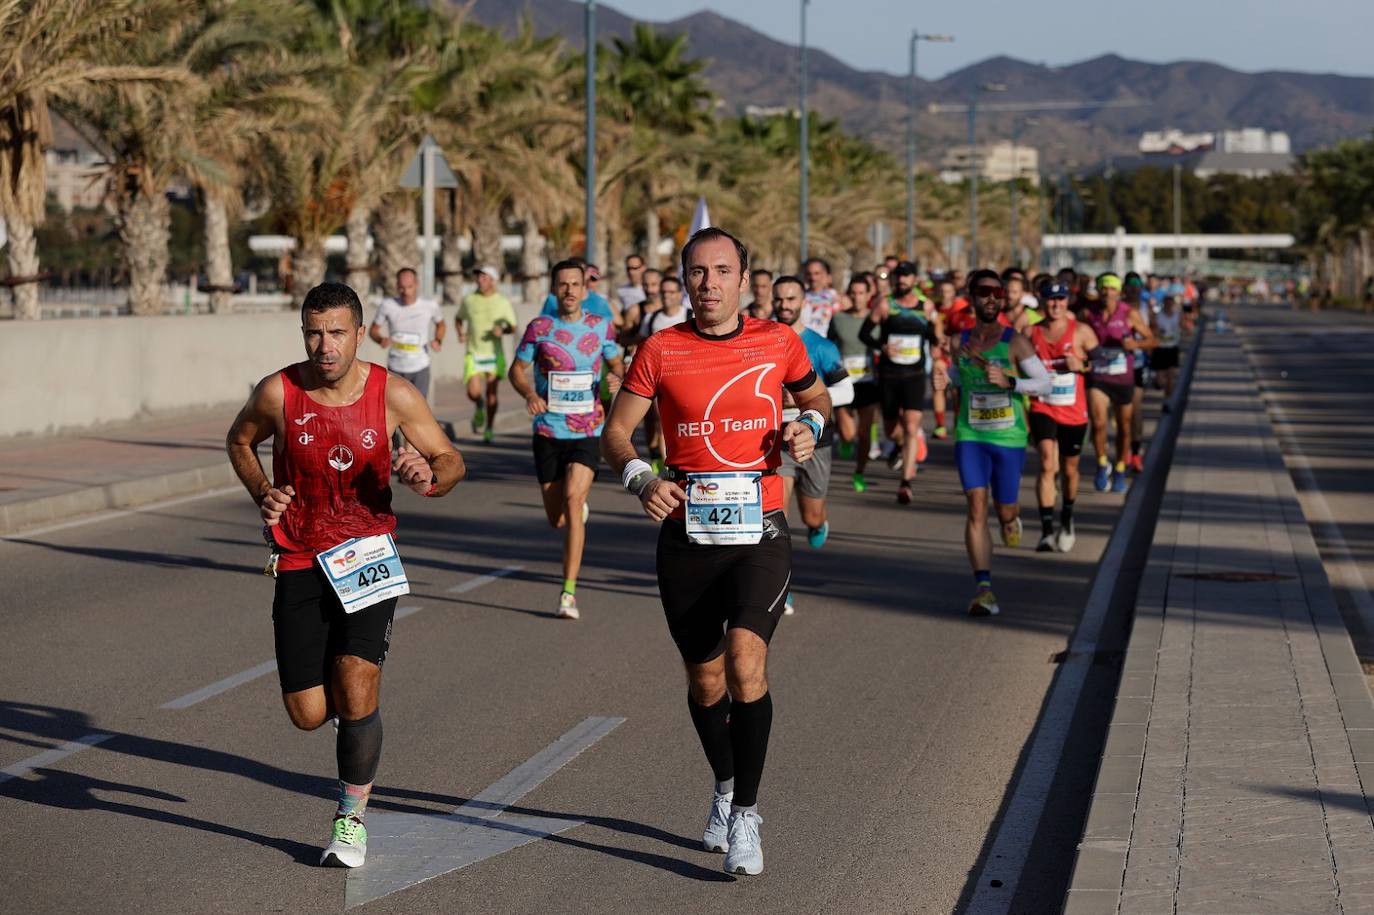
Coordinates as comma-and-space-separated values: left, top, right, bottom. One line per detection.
969, 391, 1015, 431
1092, 348, 1129, 376
547, 371, 596, 414
316, 533, 410, 614
889, 334, 925, 366
392, 331, 423, 353
685, 472, 764, 546
844, 354, 872, 380
1045, 372, 1079, 407
1159, 332, 1180, 348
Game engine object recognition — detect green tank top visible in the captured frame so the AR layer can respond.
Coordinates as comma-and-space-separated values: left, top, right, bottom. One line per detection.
955, 328, 1029, 447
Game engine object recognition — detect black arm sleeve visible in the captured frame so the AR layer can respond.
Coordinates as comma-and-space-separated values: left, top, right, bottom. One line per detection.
858, 317, 882, 350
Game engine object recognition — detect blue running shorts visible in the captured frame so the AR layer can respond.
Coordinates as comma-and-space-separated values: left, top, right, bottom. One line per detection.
955, 440, 1026, 506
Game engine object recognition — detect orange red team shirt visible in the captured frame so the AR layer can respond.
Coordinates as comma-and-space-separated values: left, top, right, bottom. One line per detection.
622, 317, 817, 518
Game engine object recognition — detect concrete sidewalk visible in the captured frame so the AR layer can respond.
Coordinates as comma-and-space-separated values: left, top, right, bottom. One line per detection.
0, 379, 515, 535
1064, 331, 1374, 913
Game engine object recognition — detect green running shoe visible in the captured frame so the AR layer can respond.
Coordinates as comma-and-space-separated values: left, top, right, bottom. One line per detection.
320, 815, 367, 868
471, 404, 485, 434
483, 426, 494, 444
852, 472, 867, 493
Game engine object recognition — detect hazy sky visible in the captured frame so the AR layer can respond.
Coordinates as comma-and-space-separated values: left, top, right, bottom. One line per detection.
599, 0, 1373, 79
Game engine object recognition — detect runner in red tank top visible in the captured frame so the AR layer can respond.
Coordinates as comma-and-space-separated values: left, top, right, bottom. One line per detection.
603, 228, 831, 876
1026, 283, 1099, 553
226, 282, 464, 869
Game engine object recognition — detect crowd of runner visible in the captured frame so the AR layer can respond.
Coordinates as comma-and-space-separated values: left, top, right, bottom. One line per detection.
225, 229, 1197, 876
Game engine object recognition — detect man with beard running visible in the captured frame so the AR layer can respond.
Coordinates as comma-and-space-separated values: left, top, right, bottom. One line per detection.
226, 282, 466, 868
933, 270, 1053, 615
510, 259, 626, 620
861, 261, 940, 504
1028, 283, 1099, 552
603, 228, 831, 876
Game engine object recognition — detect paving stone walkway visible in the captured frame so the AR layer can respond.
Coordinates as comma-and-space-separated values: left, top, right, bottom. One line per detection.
1065, 331, 1374, 914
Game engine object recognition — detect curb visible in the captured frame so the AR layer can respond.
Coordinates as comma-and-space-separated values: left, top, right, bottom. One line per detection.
1057, 321, 1207, 913
0, 410, 530, 538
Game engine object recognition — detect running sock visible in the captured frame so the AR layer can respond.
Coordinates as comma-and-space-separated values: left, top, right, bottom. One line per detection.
934, 409, 946, 428
1114, 460, 1126, 472
562, 579, 576, 595
687, 694, 734, 785
336, 780, 372, 821
974, 569, 992, 589
336, 708, 383, 790
716, 777, 735, 796
1061, 499, 1075, 528
1039, 507, 1055, 537
728, 692, 772, 808
1098, 454, 1109, 467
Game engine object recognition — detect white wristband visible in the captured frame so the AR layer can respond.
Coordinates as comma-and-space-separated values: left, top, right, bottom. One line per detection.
800, 409, 825, 433
621, 458, 654, 492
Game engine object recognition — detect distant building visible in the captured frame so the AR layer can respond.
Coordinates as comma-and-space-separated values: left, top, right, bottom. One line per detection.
938, 141, 1040, 184
45, 145, 106, 213
1138, 127, 1291, 156
1192, 151, 1294, 179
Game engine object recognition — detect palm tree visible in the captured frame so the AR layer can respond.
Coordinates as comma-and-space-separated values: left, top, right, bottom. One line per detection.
0, 0, 189, 318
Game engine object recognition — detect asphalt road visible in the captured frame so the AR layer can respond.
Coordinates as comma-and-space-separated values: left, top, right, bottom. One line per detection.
1, 400, 1153, 913
1235, 300, 1374, 662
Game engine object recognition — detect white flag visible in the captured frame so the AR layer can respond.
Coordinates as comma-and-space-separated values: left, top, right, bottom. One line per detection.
688, 196, 711, 237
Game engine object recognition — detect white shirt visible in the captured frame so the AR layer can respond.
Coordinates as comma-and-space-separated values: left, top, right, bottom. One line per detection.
640, 306, 690, 339
372, 296, 443, 374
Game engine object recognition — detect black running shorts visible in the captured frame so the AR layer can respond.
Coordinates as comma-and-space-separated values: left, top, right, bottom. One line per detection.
879, 372, 927, 423
655, 513, 792, 664
532, 435, 601, 484
272, 567, 397, 694
849, 380, 881, 410
1087, 379, 1134, 407
1029, 413, 1087, 458
1151, 346, 1180, 371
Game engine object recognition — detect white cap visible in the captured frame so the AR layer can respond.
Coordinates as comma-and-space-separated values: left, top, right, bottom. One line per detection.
476, 266, 500, 281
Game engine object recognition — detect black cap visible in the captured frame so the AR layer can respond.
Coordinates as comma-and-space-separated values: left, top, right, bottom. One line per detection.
892, 260, 919, 278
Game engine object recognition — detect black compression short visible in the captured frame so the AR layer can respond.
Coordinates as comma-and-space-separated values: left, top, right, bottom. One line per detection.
272, 567, 397, 693
655, 513, 792, 664
878, 372, 927, 422
1087, 380, 1134, 407
849, 380, 880, 410
1029, 413, 1087, 458
532, 435, 601, 484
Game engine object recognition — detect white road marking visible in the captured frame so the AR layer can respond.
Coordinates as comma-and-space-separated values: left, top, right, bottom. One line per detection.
0, 733, 115, 784
1, 486, 242, 542
446, 563, 524, 594
345, 715, 625, 909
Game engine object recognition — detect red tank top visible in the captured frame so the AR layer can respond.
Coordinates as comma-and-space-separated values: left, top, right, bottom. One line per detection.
1030, 320, 1088, 425
271, 363, 396, 571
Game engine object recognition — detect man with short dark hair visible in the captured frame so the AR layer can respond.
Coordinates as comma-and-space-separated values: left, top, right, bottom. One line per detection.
800, 257, 849, 336
617, 254, 648, 312
603, 227, 831, 876
226, 282, 465, 868
511, 260, 625, 620
457, 266, 517, 443
748, 269, 774, 319
641, 275, 691, 339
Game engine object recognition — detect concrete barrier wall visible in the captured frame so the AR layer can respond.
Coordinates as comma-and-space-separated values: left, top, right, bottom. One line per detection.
0, 299, 541, 438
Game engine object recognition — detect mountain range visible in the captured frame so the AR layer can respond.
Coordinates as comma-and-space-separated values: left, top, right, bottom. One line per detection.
467, 0, 1374, 170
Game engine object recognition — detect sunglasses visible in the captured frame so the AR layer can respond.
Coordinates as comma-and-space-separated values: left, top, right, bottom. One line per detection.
972, 285, 1004, 298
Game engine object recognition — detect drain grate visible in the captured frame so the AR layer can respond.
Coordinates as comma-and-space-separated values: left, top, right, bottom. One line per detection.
1177, 571, 1294, 583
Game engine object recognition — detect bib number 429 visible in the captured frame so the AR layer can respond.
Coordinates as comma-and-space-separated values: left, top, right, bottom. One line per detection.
357, 563, 391, 588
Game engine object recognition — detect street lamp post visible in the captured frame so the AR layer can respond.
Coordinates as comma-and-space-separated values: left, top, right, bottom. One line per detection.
1009, 116, 1037, 266
906, 30, 954, 261
585, 1, 596, 263
1172, 162, 1182, 270
967, 82, 1005, 269
799, 0, 810, 262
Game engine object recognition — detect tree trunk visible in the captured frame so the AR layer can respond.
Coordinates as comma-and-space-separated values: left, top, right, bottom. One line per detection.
645, 207, 661, 271
203, 194, 233, 313
5, 213, 40, 319
374, 191, 419, 297
519, 210, 545, 307
293, 238, 327, 307
471, 207, 503, 275
344, 204, 372, 300
119, 189, 171, 315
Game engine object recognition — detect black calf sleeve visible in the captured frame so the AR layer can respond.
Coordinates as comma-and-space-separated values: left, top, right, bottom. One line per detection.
688, 694, 734, 784
337, 708, 383, 785
729, 692, 773, 807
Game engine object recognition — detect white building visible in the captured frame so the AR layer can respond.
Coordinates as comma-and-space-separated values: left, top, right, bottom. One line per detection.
1138, 127, 1291, 155
45, 146, 106, 213
938, 141, 1040, 184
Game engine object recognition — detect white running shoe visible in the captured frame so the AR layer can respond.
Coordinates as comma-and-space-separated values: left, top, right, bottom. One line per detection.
1036, 532, 1056, 553
556, 592, 579, 620
723, 809, 763, 876
783, 595, 795, 616
1056, 522, 1076, 553
703, 788, 732, 853
320, 816, 367, 868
